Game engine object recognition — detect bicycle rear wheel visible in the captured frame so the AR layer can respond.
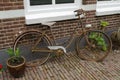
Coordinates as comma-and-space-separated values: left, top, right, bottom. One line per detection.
76, 30, 112, 61
13, 30, 52, 66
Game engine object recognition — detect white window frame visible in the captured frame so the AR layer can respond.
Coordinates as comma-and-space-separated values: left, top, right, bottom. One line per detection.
96, 0, 120, 16
24, 0, 81, 24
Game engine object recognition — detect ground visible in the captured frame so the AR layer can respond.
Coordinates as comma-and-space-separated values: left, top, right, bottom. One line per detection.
0, 51, 120, 80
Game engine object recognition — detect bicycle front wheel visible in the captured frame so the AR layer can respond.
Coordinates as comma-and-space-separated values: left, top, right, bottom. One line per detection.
13, 30, 52, 66
76, 30, 112, 61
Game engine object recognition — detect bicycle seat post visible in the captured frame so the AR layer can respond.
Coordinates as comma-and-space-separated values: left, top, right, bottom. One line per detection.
41, 22, 57, 45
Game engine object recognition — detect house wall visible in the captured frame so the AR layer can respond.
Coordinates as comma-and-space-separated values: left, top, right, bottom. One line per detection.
0, 0, 120, 49
0, 0, 24, 11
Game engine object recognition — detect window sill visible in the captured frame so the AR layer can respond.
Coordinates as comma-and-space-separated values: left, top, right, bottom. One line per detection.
96, 7, 120, 16
96, 1, 120, 16
25, 11, 76, 25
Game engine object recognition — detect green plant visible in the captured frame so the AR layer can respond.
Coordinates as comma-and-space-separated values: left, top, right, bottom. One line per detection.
100, 20, 109, 30
6, 48, 20, 57
6, 48, 22, 65
89, 32, 107, 51
100, 20, 109, 27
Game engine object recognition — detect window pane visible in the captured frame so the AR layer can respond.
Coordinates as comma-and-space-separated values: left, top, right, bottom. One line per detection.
30, 0, 52, 6
56, 0, 74, 4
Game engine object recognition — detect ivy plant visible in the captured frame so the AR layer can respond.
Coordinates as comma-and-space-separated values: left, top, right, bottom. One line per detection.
89, 32, 107, 51
99, 20, 109, 31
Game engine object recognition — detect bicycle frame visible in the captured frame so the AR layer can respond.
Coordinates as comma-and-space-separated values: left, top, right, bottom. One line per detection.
31, 9, 87, 54
30, 29, 66, 55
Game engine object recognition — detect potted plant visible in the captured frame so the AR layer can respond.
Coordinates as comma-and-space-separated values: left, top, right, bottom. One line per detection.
6, 48, 26, 78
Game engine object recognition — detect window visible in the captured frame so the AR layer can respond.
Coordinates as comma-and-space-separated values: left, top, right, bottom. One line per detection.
96, 0, 120, 16
30, 0, 52, 5
56, 0, 74, 4
30, 0, 74, 5
24, 0, 80, 24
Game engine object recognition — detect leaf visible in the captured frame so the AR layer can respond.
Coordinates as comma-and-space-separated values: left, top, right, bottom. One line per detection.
99, 38, 104, 41
100, 20, 109, 27
97, 41, 103, 46
102, 46, 107, 51
6, 48, 14, 57
89, 32, 97, 39
15, 48, 20, 57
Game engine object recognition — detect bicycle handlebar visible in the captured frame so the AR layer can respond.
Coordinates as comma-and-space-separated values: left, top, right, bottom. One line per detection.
74, 9, 86, 18
74, 9, 87, 29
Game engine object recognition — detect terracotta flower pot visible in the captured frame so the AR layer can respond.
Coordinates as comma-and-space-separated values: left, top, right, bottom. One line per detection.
6, 56, 26, 78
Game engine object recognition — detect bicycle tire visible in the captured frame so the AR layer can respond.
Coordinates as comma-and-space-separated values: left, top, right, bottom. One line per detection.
13, 30, 53, 67
76, 30, 112, 61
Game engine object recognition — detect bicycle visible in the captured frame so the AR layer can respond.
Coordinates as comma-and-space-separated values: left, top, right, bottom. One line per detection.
13, 9, 112, 67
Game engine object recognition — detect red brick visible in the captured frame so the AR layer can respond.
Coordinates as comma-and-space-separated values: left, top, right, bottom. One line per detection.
83, 0, 96, 5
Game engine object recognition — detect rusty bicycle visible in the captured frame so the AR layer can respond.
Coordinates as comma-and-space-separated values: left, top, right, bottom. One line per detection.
13, 9, 112, 66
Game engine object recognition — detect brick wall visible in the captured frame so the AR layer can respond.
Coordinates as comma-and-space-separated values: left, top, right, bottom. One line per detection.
83, 0, 96, 4
0, 0, 120, 49
0, 0, 24, 11
0, 17, 79, 49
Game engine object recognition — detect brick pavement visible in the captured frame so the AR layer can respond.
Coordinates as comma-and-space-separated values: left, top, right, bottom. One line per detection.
0, 51, 120, 80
